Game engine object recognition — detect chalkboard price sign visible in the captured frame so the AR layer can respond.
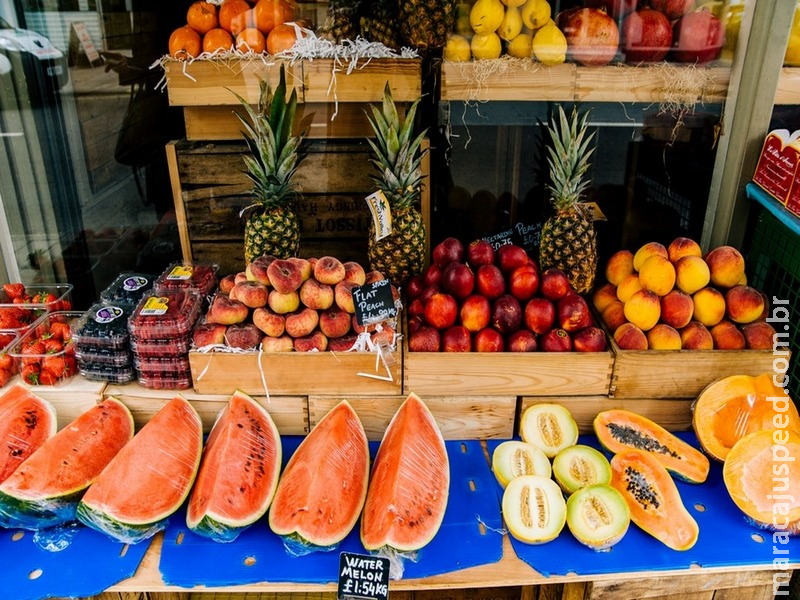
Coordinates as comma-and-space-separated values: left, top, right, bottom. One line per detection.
353, 278, 397, 327
337, 552, 390, 600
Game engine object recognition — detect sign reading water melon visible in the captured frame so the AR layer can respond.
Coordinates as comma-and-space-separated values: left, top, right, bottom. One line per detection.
353, 279, 396, 327
337, 552, 390, 600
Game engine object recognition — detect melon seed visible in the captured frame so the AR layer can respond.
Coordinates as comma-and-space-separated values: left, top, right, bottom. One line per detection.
520, 485, 533, 528
536, 487, 547, 528
570, 456, 596, 486
537, 413, 562, 448
513, 448, 534, 478
607, 423, 679, 459
625, 466, 660, 510
583, 496, 612, 530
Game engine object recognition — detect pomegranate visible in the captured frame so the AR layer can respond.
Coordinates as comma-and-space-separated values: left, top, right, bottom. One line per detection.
649, 0, 694, 21
670, 10, 724, 64
621, 7, 673, 63
584, 0, 638, 22
562, 7, 620, 66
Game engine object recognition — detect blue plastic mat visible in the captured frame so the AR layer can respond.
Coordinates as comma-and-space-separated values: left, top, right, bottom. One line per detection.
159, 438, 503, 587
0, 523, 152, 600
488, 433, 800, 576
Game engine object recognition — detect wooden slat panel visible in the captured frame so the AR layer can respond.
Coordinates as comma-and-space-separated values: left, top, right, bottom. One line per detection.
586, 570, 774, 600
775, 67, 800, 105
302, 59, 422, 103
575, 66, 730, 104
713, 584, 774, 600
308, 395, 516, 441
440, 62, 576, 102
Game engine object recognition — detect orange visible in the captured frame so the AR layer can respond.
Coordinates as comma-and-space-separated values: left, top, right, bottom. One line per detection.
230, 8, 257, 36
219, 0, 251, 33
236, 28, 266, 54
254, 0, 295, 35
187, 1, 218, 35
267, 22, 305, 54
202, 27, 234, 53
169, 26, 202, 60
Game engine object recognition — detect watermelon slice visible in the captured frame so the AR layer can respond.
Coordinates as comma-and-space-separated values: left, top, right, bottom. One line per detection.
269, 400, 369, 549
77, 395, 203, 544
0, 383, 56, 485
361, 392, 449, 553
186, 390, 281, 542
0, 397, 133, 530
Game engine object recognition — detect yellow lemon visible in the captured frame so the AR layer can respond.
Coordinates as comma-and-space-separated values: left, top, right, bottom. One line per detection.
471, 31, 503, 59
498, 5, 524, 41
521, 0, 551, 30
444, 34, 472, 62
532, 22, 566, 65
470, 0, 505, 34
507, 32, 533, 58
501, 0, 527, 6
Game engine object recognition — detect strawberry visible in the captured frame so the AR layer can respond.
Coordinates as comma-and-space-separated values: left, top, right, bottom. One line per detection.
49, 322, 71, 342
0, 368, 12, 387
21, 363, 40, 385
38, 370, 58, 385
2, 283, 25, 300
42, 355, 66, 377
0, 353, 13, 372
64, 355, 77, 377
43, 337, 63, 354
32, 291, 57, 305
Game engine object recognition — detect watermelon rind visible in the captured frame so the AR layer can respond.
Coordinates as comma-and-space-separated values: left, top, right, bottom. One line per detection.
186, 390, 282, 543
0, 489, 83, 530
75, 502, 164, 545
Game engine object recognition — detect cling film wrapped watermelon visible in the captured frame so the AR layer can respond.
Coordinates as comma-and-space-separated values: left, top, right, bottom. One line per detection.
0, 384, 56, 489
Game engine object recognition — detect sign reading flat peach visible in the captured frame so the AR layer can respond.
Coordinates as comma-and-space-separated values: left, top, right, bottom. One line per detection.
753, 129, 800, 204
353, 279, 396, 326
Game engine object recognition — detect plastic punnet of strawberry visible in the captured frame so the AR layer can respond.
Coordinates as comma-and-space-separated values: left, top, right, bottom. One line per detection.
7, 311, 82, 386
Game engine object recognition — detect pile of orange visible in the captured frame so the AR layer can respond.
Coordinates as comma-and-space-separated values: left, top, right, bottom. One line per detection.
168, 0, 306, 60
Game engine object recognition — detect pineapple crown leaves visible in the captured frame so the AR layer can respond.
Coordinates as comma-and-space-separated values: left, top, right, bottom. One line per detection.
545, 105, 596, 211
365, 83, 429, 208
231, 65, 305, 213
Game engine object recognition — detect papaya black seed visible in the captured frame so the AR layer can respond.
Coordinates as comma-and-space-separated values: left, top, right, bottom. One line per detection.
608, 424, 679, 459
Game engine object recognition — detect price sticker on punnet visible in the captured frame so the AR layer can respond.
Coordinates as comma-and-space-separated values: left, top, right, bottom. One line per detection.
338, 552, 390, 600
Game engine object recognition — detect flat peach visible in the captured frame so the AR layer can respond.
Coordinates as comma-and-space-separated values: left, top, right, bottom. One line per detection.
638, 255, 676, 296
692, 287, 726, 327
675, 255, 710, 295
667, 237, 702, 263
647, 324, 682, 350
605, 250, 635, 285
616, 273, 643, 303
633, 242, 668, 272
623, 289, 661, 331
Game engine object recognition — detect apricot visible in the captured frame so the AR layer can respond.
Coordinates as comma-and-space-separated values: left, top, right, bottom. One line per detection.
638, 255, 676, 296
633, 242, 669, 272
601, 300, 627, 332
692, 287, 726, 327
592, 283, 618, 313
741, 321, 777, 350
616, 273, 643, 303
705, 245, 745, 289
710, 320, 746, 350
623, 289, 661, 331
605, 250, 635, 285
680, 320, 714, 350
647, 323, 682, 350
614, 322, 648, 350
667, 237, 702, 263
674, 255, 710, 295
660, 289, 693, 329
724, 285, 765, 324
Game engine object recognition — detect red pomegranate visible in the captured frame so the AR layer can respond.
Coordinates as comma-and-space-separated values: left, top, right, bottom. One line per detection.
670, 10, 724, 64
562, 7, 620, 67
650, 0, 694, 21
621, 7, 673, 63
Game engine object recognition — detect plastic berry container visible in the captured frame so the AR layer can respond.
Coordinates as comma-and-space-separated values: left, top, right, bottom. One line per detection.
73, 303, 133, 351
79, 363, 135, 384
153, 262, 218, 297
0, 283, 74, 335
100, 272, 154, 306
0, 332, 18, 388
133, 355, 191, 374
8, 311, 83, 386
75, 347, 132, 367
130, 335, 191, 358
128, 291, 203, 340
136, 371, 192, 390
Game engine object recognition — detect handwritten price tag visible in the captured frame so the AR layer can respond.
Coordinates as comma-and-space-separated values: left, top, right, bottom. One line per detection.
337, 552, 390, 600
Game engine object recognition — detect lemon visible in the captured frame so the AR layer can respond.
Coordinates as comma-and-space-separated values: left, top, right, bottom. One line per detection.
501, 0, 527, 6
532, 22, 567, 65
498, 5, 524, 41
507, 32, 533, 58
444, 34, 473, 62
521, 0, 551, 30
471, 31, 503, 59
785, 6, 800, 66
470, 0, 505, 34
455, 2, 474, 36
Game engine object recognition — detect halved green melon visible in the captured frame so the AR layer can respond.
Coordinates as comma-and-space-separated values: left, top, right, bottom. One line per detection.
0, 397, 133, 530
595, 409, 709, 484
519, 403, 578, 458
77, 395, 203, 544
502, 475, 566, 544
552, 445, 611, 494
187, 390, 281, 542
0, 383, 56, 485
361, 393, 450, 553
269, 400, 369, 548
566, 484, 630, 551
492, 441, 551, 488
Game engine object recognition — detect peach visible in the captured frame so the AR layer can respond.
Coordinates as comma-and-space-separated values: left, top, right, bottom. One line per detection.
314, 256, 346, 285
646, 323, 682, 350
246, 255, 275, 285
691, 287, 726, 327
659, 289, 693, 329
614, 322, 648, 350
218, 273, 237, 295
288, 257, 313, 282
267, 259, 304, 293
667, 237, 702, 263
319, 306, 352, 339
705, 245, 745, 289
328, 333, 359, 352
229, 280, 269, 308
638, 255, 676, 296
268, 289, 300, 315
206, 295, 249, 325
601, 300, 627, 332
755, 291, 770, 322
252, 306, 285, 338
371, 324, 396, 348
261, 334, 294, 352
605, 250, 635, 285
710, 319, 746, 350
225, 323, 262, 350
293, 329, 328, 352
742, 321, 777, 350
234, 271, 249, 285
334, 280, 359, 314
623, 289, 661, 331
680, 320, 714, 350
633, 242, 668, 272
285, 307, 319, 339
299, 278, 334, 311
674, 255, 710, 295
351, 314, 367, 334
592, 283, 618, 313
192, 322, 228, 347
343, 261, 367, 285
724, 285, 765, 324
364, 270, 385, 284
461, 294, 491, 332
616, 273, 643, 303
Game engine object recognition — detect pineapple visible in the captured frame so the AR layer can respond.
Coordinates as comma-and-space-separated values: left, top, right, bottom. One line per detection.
319, 0, 362, 43
539, 106, 598, 295
365, 84, 428, 285
399, 0, 458, 50
233, 65, 305, 263
361, 0, 402, 50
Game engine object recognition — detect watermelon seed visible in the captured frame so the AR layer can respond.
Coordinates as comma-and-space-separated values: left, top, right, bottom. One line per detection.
28, 569, 42, 580
10, 448, 22, 457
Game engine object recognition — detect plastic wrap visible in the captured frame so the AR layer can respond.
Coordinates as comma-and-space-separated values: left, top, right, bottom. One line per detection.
0, 384, 56, 487
0, 331, 18, 387
76, 396, 203, 544
7, 311, 83, 386
154, 262, 219, 296
0, 284, 73, 335
100, 272, 154, 306
73, 303, 133, 350
128, 291, 203, 339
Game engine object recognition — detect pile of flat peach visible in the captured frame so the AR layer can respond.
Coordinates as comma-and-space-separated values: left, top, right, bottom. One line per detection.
592, 238, 775, 351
